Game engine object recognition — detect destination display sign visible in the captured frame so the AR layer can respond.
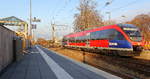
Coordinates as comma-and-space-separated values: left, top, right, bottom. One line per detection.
123, 28, 138, 31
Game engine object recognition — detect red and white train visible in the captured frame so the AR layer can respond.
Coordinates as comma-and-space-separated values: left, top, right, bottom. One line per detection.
62, 24, 144, 56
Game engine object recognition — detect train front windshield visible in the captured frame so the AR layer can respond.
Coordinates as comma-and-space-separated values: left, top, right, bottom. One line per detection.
123, 28, 142, 42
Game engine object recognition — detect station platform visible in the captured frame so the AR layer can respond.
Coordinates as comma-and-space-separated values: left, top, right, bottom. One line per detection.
0, 45, 121, 79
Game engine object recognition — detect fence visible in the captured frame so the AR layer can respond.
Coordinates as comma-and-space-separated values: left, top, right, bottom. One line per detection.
0, 26, 15, 72
0, 25, 24, 72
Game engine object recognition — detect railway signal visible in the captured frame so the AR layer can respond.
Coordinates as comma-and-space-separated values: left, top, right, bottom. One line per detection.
50, 22, 68, 47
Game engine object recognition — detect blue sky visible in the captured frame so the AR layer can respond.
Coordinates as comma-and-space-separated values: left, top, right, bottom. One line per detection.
0, 0, 150, 40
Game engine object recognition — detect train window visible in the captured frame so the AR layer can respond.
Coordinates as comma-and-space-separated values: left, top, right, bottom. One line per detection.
76, 36, 83, 40
90, 31, 99, 40
84, 35, 89, 40
90, 29, 114, 40
90, 29, 125, 40
76, 35, 89, 40
118, 24, 142, 41
107, 29, 125, 40
114, 31, 125, 40
90, 30, 102, 40
124, 30, 141, 37
80, 36, 85, 40
124, 30, 142, 41
75, 37, 79, 40
105, 29, 116, 40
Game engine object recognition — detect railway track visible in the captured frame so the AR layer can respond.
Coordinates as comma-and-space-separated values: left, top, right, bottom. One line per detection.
112, 58, 149, 76
115, 57, 150, 76
85, 52, 150, 78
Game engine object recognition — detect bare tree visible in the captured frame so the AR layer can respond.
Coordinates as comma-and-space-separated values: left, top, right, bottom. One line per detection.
74, 0, 103, 32
36, 38, 49, 47
127, 14, 150, 41
103, 20, 116, 26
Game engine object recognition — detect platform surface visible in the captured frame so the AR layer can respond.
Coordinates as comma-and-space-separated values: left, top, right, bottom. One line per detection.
0, 45, 121, 79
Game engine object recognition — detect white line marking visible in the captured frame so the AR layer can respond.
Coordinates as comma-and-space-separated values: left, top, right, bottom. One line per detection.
36, 46, 74, 79
30, 52, 39, 53
47, 48, 122, 79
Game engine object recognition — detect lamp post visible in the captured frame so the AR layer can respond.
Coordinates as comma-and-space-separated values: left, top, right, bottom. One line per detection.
29, 0, 32, 37
121, 15, 126, 23
105, 0, 112, 24
106, 12, 111, 21
29, 0, 32, 47
105, 0, 113, 7
29, 0, 41, 46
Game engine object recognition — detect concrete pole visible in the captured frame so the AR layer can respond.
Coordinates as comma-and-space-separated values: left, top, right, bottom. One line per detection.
29, 0, 32, 40
51, 22, 55, 46
29, 0, 32, 46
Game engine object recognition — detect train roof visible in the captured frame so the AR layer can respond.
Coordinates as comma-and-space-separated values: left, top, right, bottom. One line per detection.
64, 24, 117, 38
64, 24, 137, 38
117, 24, 137, 28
